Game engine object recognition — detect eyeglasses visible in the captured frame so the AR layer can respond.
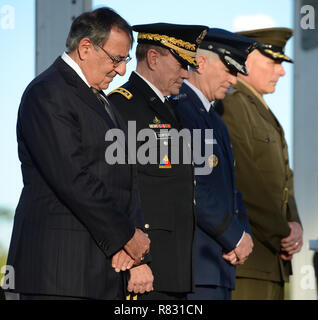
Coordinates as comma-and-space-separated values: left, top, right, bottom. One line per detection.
97, 45, 132, 66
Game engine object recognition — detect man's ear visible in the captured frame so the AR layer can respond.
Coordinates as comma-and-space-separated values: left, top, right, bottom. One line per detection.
195, 55, 206, 74
146, 49, 159, 71
77, 37, 94, 60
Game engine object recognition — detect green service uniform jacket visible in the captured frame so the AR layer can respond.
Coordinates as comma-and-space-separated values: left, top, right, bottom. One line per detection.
217, 78, 301, 282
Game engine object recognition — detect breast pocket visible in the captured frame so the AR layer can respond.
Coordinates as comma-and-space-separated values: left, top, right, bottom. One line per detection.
138, 136, 178, 177
144, 206, 175, 232
252, 126, 277, 144
252, 126, 278, 172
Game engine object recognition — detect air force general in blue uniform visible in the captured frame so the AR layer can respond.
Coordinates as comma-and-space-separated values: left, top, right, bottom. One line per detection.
171, 29, 257, 300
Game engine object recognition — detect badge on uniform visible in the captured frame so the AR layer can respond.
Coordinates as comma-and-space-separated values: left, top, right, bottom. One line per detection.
159, 155, 172, 169
208, 154, 218, 168
149, 117, 171, 129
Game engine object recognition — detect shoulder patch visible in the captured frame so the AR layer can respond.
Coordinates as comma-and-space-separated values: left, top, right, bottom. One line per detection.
108, 87, 133, 100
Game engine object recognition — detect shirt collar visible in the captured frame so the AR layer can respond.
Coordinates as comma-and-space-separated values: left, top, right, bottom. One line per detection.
184, 80, 211, 112
61, 52, 90, 88
237, 78, 269, 111
134, 71, 166, 103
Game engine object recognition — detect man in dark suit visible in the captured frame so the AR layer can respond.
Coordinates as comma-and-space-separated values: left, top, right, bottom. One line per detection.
5, 7, 150, 300
171, 29, 255, 300
109, 23, 208, 300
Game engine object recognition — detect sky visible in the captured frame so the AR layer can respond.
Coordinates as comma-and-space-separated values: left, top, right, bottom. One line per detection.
0, 0, 294, 249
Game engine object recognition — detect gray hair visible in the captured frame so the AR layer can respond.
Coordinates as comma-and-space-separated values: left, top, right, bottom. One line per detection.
135, 43, 169, 62
65, 7, 133, 53
196, 48, 219, 61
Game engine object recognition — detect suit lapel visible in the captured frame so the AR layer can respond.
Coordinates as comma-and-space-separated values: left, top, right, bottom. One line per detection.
181, 83, 228, 156
236, 79, 281, 133
54, 57, 116, 129
130, 72, 179, 127
181, 83, 235, 185
54, 57, 129, 160
254, 100, 281, 131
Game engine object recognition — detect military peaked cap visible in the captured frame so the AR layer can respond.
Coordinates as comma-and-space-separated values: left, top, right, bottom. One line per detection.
132, 23, 209, 68
199, 28, 258, 75
237, 27, 293, 63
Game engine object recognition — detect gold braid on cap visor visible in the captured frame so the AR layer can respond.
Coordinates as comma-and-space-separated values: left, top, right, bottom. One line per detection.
264, 49, 292, 61
138, 33, 198, 65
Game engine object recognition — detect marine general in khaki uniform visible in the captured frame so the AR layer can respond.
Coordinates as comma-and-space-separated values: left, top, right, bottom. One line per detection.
215, 28, 303, 300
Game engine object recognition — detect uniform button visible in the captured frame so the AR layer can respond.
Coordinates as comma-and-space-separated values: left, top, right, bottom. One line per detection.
99, 240, 106, 249
194, 180, 197, 186
265, 137, 270, 143
145, 224, 150, 229
192, 161, 194, 166
235, 210, 239, 214
193, 199, 196, 206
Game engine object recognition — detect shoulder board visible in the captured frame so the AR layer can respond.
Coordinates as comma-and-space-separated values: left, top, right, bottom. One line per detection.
108, 87, 133, 100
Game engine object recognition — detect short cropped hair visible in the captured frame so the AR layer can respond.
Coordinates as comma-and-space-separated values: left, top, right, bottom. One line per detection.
188, 48, 219, 71
66, 7, 133, 53
196, 48, 219, 61
135, 43, 169, 62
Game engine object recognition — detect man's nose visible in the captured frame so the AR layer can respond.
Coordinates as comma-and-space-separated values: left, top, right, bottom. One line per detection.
115, 61, 127, 76
181, 67, 189, 79
229, 73, 237, 86
277, 63, 286, 77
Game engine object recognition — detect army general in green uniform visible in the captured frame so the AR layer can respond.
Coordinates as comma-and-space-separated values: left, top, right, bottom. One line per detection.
109, 23, 208, 300
215, 28, 303, 300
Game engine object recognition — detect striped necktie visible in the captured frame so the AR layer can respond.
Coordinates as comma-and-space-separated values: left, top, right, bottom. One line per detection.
91, 87, 118, 126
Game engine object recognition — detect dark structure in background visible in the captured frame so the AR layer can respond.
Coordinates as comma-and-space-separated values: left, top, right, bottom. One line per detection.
0, 287, 5, 300
36, 0, 92, 75
293, 0, 318, 299
300, 0, 318, 50
314, 252, 318, 294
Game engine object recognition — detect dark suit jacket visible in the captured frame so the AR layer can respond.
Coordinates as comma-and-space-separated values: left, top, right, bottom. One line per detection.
171, 82, 251, 290
108, 72, 195, 293
6, 57, 143, 299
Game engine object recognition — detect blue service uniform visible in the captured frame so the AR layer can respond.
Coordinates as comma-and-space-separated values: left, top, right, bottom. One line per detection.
171, 82, 252, 299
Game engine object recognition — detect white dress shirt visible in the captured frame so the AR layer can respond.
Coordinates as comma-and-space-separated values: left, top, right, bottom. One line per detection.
134, 71, 165, 103
61, 52, 90, 88
184, 79, 211, 112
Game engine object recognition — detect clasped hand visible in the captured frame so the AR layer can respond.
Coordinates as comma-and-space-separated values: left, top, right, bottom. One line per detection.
112, 228, 150, 272
222, 232, 254, 265
280, 222, 303, 261
111, 229, 153, 294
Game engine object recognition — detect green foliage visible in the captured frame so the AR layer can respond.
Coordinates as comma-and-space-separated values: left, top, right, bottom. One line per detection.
0, 208, 13, 220
0, 207, 12, 277
284, 282, 290, 300
0, 247, 8, 287
0, 244, 7, 266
